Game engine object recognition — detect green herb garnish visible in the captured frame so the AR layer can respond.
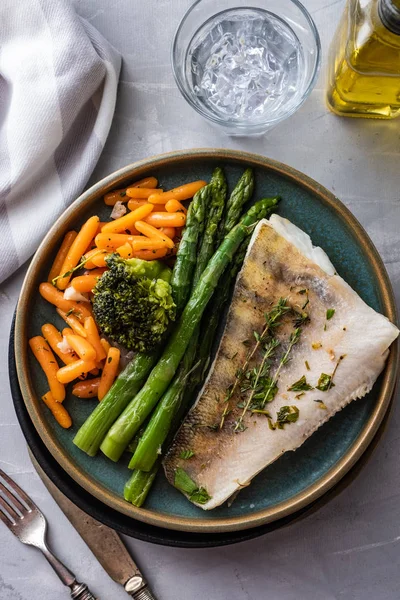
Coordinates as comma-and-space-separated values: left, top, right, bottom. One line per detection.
174, 468, 211, 504
287, 375, 313, 392
326, 308, 335, 320
316, 373, 334, 391
180, 450, 195, 460
305, 360, 310, 370
276, 405, 300, 428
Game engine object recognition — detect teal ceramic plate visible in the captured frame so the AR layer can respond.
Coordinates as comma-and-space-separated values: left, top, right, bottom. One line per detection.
15, 149, 398, 533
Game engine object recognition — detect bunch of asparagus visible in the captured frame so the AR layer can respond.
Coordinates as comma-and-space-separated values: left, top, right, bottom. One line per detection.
73, 168, 279, 506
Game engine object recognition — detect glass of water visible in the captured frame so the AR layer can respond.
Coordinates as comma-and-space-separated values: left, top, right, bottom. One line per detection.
172, 0, 321, 136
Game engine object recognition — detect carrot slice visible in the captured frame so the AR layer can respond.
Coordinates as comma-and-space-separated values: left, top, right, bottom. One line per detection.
57, 216, 100, 290
72, 378, 100, 399
148, 181, 207, 204
98, 347, 120, 401
101, 204, 154, 235
145, 212, 186, 228
29, 337, 65, 403
41, 324, 78, 365
56, 358, 97, 384
39, 282, 92, 321
42, 392, 72, 428
84, 317, 107, 362
48, 231, 77, 282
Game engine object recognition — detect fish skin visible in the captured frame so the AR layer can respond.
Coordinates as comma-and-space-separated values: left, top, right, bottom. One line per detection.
163, 218, 399, 509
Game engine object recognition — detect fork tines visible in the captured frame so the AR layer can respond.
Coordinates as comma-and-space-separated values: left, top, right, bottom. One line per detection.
0, 469, 33, 526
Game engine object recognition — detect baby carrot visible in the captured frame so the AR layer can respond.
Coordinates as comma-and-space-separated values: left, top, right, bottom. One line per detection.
100, 338, 111, 355
56, 358, 97, 384
42, 392, 72, 428
165, 199, 187, 214
131, 176, 158, 189
158, 227, 176, 239
128, 199, 165, 213
126, 188, 163, 199
145, 212, 186, 228
135, 221, 175, 249
132, 248, 168, 260
148, 181, 207, 204
47, 231, 77, 282
91, 253, 109, 268
116, 243, 134, 258
71, 271, 103, 293
72, 378, 101, 399
29, 337, 65, 403
104, 189, 127, 206
57, 308, 87, 338
64, 333, 96, 362
84, 317, 107, 361
41, 324, 78, 365
95, 233, 132, 251
101, 204, 154, 235
83, 248, 107, 269
57, 216, 100, 290
39, 282, 92, 321
130, 238, 169, 252
98, 347, 120, 401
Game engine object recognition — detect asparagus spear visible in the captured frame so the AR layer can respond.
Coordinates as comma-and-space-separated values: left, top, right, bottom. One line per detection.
192, 167, 227, 284
170, 184, 211, 314
73, 351, 157, 456
128, 337, 197, 471
219, 168, 254, 240
123, 461, 159, 507
100, 199, 272, 462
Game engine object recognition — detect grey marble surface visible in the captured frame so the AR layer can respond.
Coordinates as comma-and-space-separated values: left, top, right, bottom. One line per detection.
1, 0, 400, 598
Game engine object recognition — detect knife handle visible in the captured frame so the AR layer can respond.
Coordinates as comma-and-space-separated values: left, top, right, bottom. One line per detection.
130, 587, 157, 600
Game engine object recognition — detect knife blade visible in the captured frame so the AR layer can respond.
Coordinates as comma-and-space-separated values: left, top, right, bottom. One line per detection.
29, 450, 157, 600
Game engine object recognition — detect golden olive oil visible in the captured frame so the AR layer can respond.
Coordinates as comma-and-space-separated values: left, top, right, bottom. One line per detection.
327, 0, 400, 118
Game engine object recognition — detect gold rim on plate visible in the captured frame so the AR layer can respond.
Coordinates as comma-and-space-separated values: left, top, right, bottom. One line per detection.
15, 148, 399, 533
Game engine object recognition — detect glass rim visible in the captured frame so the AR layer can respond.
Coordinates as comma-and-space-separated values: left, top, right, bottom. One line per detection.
171, 0, 322, 131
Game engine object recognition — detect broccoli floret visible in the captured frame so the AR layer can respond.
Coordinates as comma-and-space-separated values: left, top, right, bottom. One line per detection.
92, 254, 176, 353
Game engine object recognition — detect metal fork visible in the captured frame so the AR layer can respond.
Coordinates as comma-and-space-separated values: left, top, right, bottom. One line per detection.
0, 468, 97, 599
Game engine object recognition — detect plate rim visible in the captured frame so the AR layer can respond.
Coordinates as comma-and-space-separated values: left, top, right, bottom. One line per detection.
15, 147, 399, 533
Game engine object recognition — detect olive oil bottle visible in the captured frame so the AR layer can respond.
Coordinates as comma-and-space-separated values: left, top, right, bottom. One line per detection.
327, 0, 400, 118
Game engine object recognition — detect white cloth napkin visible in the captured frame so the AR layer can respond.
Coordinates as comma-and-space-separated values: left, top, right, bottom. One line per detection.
0, 0, 121, 285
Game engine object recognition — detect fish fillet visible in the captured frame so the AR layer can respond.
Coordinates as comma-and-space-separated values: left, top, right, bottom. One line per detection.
163, 216, 399, 509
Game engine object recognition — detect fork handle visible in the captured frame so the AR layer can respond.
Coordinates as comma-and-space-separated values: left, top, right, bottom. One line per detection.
40, 545, 97, 599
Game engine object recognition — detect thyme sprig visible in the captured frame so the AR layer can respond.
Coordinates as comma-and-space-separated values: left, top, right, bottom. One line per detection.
233, 338, 280, 432
219, 298, 290, 429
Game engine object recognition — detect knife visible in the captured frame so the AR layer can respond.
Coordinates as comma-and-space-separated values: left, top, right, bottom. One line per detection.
29, 451, 157, 600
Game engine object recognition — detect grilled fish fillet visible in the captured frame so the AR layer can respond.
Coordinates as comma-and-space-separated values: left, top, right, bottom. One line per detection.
163, 215, 399, 509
